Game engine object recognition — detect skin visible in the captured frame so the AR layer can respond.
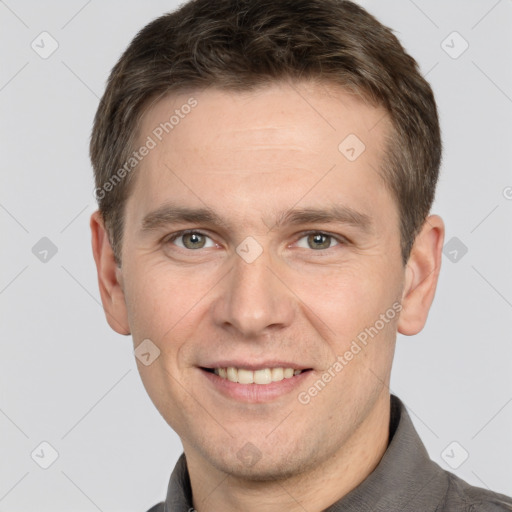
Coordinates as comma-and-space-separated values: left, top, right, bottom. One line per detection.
91, 80, 444, 512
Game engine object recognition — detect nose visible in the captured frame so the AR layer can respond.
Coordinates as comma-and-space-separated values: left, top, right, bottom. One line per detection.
211, 247, 295, 338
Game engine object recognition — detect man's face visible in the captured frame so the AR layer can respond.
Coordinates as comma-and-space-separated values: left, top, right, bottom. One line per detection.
114, 81, 407, 478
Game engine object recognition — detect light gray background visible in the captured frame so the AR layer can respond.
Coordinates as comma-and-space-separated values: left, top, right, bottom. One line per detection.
1, 1, 511, 510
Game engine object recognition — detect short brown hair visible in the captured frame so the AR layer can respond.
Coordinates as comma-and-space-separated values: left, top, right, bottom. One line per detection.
90, 0, 441, 265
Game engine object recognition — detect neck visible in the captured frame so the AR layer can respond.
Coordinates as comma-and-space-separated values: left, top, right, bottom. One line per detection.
184, 391, 391, 512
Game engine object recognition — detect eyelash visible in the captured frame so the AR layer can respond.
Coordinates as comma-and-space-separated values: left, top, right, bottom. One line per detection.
163, 229, 349, 251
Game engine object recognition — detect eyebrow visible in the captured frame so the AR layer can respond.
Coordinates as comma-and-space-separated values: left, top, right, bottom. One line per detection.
141, 204, 229, 232
140, 202, 373, 234
274, 205, 372, 232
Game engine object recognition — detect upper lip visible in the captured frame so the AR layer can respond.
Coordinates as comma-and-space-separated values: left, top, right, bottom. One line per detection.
200, 361, 312, 371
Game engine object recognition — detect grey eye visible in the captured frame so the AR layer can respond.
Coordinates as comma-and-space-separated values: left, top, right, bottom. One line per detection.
296, 233, 339, 250
173, 232, 214, 250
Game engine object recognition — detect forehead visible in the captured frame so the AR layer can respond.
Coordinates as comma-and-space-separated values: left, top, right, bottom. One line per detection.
126, 81, 395, 227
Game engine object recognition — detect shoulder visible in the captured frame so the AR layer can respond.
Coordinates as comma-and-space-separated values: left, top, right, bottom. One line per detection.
440, 471, 512, 511
145, 503, 165, 512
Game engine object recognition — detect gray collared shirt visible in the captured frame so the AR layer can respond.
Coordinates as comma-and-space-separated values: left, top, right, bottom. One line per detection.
147, 395, 512, 511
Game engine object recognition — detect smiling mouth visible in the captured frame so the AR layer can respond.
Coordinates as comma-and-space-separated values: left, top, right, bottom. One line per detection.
202, 367, 312, 385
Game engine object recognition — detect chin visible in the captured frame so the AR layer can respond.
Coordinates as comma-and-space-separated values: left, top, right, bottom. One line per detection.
201, 438, 320, 483
217, 457, 308, 482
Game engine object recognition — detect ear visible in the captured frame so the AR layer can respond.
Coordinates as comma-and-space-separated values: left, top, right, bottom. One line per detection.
90, 210, 131, 335
397, 214, 444, 336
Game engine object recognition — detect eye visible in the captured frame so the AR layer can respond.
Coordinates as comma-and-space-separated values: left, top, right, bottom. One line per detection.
295, 232, 341, 250
167, 230, 216, 250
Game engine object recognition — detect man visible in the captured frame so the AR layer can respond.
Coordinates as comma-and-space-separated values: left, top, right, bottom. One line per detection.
89, 0, 512, 510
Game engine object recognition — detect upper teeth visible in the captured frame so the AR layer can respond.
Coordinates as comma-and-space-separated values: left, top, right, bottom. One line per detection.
214, 367, 302, 384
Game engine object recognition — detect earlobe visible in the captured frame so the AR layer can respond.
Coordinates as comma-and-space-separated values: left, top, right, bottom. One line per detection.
90, 211, 131, 335
397, 215, 445, 336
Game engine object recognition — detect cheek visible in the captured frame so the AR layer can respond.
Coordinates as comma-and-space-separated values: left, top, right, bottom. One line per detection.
293, 260, 399, 340
292, 258, 402, 393
122, 260, 218, 344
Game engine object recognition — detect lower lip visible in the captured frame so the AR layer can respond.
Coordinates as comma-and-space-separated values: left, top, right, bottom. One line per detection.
200, 369, 312, 403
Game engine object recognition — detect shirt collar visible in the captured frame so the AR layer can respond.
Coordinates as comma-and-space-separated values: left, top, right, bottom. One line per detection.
164, 395, 448, 511
324, 394, 449, 511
